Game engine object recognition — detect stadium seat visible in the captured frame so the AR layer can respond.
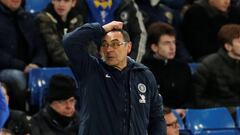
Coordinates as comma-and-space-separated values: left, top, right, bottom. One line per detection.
236, 106, 240, 127
172, 110, 191, 135
188, 62, 198, 74
185, 107, 239, 135
25, 0, 50, 13
28, 67, 75, 110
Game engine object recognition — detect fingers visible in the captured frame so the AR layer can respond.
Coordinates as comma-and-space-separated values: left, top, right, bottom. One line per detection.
102, 21, 123, 32
24, 64, 39, 74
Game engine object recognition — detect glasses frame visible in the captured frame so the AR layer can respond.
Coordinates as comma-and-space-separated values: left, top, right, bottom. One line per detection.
101, 40, 128, 49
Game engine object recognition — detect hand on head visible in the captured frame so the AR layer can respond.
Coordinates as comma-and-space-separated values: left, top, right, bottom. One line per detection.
102, 21, 123, 33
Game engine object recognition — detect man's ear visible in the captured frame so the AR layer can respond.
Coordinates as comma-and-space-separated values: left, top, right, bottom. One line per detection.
127, 42, 132, 54
151, 43, 158, 53
224, 43, 232, 52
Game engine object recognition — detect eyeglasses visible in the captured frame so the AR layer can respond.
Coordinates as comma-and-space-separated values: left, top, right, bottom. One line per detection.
166, 120, 179, 128
101, 40, 128, 49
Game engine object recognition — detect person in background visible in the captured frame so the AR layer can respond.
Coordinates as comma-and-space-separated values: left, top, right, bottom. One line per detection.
0, 0, 47, 111
163, 107, 180, 135
193, 24, 240, 111
31, 74, 80, 135
142, 22, 193, 110
76, 0, 147, 62
63, 21, 166, 135
0, 82, 31, 135
135, 0, 192, 62
35, 0, 84, 67
182, 0, 231, 61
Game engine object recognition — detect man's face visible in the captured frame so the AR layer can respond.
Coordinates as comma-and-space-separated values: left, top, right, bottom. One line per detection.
0, 0, 22, 11
50, 97, 76, 117
151, 35, 176, 60
226, 37, 240, 59
165, 112, 180, 135
100, 31, 131, 70
209, 0, 230, 12
52, 0, 76, 18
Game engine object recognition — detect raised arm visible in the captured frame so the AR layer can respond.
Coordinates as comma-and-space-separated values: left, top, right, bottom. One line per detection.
63, 21, 123, 79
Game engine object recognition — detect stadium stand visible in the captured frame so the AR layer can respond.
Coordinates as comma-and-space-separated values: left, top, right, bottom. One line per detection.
185, 107, 239, 135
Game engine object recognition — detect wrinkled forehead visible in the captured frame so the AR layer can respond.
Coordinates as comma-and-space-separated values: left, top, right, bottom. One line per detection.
103, 31, 124, 41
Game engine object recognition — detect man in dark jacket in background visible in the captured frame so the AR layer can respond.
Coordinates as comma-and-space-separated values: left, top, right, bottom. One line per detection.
142, 22, 193, 109
31, 74, 80, 135
0, 0, 47, 111
182, 0, 231, 61
63, 21, 166, 135
193, 24, 240, 110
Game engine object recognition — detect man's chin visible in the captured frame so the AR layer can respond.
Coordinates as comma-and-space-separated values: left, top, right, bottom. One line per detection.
105, 61, 116, 66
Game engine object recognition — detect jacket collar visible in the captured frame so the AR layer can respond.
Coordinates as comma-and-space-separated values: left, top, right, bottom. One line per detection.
127, 57, 148, 71
218, 48, 240, 67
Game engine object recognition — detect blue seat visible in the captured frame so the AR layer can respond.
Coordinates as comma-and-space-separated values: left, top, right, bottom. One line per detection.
25, 0, 50, 13
28, 67, 75, 109
172, 109, 185, 130
188, 62, 198, 74
236, 106, 240, 127
185, 107, 239, 135
172, 110, 191, 135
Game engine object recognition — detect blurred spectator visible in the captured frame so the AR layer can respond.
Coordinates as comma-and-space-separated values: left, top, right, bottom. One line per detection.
142, 22, 194, 109
182, 0, 231, 61
35, 0, 84, 67
76, 0, 147, 62
193, 24, 240, 108
0, 0, 47, 111
0, 87, 9, 128
0, 82, 31, 135
136, 0, 178, 28
163, 107, 180, 135
135, 0, 192, 62
31, 74, 79, 135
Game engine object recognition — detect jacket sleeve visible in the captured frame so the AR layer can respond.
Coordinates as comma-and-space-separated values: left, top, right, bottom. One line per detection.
63, 23, 105, 80
30, 116, 41, 135
116, 0, 147, 62
35, 13, 69, 66
192, 62, 213, 107
147, 71, 167, 135
0, 90, 9, 128
30, 26, 48, 67
20, 12, 48, 67
0, 50, 26, 70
